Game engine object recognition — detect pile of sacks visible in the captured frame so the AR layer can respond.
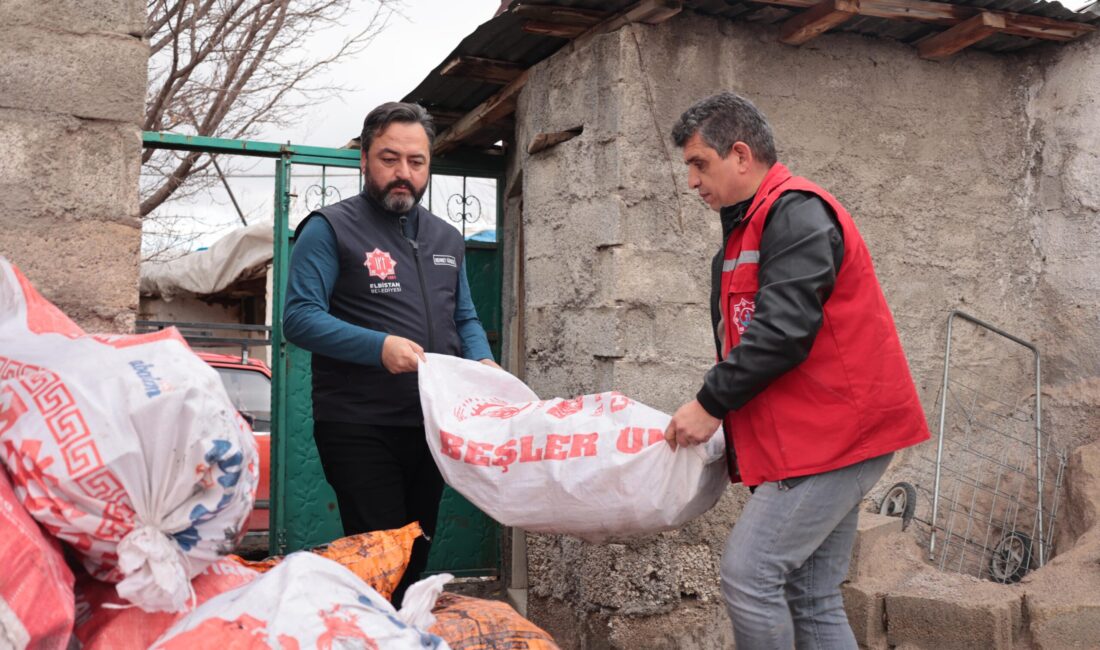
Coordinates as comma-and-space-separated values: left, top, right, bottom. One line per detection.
0, 255, 258, 646
0, 258, 558, 649
69, 521, 559, 649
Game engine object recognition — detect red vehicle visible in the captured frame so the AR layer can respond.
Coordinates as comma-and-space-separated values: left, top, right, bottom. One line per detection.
197, 352, 271, 534
136, 321, 273, 548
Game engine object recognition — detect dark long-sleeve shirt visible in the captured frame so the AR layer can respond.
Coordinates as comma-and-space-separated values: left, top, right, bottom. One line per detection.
283, 215, 492, 366
696, 191, 845, 419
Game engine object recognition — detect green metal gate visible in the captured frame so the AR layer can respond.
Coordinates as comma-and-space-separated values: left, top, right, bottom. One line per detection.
142, 132, 505, 578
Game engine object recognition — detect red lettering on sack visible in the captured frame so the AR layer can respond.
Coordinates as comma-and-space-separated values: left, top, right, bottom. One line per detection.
569, 433, 599, 458
591, 393, 605, 416
615, 426, 665, 454
470, 400, 532, 420
616, 427, 644, 454
519, 436, 543, 462
609, 392, 633, 413
546, 397, 584, 419
647, 428, 665, 446
492, 439, 518, 473
544, 434, 570, 460
464, 441, 493, 467
440, 430, 464, 460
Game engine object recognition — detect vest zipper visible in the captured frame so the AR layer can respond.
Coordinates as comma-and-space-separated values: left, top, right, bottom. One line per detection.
400, 214, 435, 353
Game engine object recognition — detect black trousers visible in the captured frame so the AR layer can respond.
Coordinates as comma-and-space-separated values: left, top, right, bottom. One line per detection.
312, 420, 444, 606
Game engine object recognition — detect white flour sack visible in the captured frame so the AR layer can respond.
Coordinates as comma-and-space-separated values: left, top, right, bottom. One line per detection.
0, 259, 258, 612
151, 553, 452, 650
418, 354, 728, 542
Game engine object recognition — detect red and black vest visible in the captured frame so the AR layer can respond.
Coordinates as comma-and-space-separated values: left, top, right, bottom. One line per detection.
720, 163, 929, 485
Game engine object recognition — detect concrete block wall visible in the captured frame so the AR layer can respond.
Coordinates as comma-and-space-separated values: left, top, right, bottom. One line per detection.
513, 24, 750, 646
508, 9, 1100, 648
0, 1, 147, 333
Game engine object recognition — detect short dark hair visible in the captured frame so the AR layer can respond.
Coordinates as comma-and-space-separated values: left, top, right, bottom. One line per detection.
360, 102, 436, 153
671, 92, 777, 166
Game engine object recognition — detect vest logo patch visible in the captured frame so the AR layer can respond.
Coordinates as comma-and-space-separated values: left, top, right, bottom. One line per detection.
364, 248, 397, 280
733, 297, 755, 335
433, 254, 457, 268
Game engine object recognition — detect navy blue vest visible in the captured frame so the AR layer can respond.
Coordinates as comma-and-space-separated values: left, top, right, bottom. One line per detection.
298, 192, 464, 425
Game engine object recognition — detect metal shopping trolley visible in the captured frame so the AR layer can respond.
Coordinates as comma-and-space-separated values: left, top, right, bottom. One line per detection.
879, 311, 1067, 583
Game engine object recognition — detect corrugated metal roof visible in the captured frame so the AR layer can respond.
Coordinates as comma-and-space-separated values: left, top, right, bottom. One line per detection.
404, 0, 1098, 127
689, 0, 1097, 53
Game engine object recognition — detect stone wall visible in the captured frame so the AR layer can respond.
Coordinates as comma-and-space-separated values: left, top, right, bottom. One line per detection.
505, 10, 1100, 647
0, 1, 147, 333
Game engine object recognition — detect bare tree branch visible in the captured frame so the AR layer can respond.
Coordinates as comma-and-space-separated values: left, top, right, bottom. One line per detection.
141, 0, 399, 236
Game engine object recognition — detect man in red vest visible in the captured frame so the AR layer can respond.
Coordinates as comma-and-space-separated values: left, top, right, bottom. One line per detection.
663, 92, 930, 648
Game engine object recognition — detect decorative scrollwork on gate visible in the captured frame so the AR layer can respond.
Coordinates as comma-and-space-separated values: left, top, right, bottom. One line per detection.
304, 183, 341, 211
446, 192, 482, 226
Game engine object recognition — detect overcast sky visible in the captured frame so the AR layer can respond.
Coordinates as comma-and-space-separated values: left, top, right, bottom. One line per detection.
147, 0, 1095, 256
147, 0, 502, 256
267, 0, 501, 147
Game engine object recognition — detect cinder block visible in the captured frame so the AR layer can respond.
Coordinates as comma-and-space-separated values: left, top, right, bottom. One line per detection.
596, 358, 710, 414
1026, 592, 1100, 649
524, 304, 618, 360
847, 513, 903, 582
0, 108, 141, 225
0, 0, 145, 35
523, 252, 604, 308
523, 135, 622, 206
0, 27, 147, 122
609, 245, 709, 305
884, 580, 1024, 650
842, 582, 888, 650
2, 219, 140, 333
639, 303, 710, 357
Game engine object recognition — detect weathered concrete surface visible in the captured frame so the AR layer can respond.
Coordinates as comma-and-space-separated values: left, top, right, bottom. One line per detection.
1027, 31, 1100, 457
0, 109, 142, 227
528, 596, 734, 650
507, 6, 1100, 646
838, 439, 1100, 649
513, 10, 1045, 646
0, 1, 145, 332
842, 517, 928, 649
842, 580, 889, 650
1019, 441, 1100, 648
0, 28, 147, 123
0, 0, 145, 36
847, 513, 903, 582
884, 573, 1025, 650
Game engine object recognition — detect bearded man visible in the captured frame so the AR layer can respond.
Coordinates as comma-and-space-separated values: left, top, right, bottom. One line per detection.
284, 102, 497, 605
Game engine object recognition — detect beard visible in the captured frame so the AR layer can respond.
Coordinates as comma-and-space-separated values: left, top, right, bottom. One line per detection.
367, 176, 427, 214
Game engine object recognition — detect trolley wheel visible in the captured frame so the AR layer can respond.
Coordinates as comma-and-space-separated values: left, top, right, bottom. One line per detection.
878, 482, 917, 529
989, 532, 1032, 584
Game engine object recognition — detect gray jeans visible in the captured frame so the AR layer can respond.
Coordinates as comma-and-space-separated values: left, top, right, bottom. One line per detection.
719, 452, 894, 650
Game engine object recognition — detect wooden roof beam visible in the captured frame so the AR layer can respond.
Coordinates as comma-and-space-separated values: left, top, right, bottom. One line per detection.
632, 0, 683, 25
620, 0, 677, 26
918, 11, 1005, 60
752, 0, 1094, 41
434, 0, 684, 155
433, 69, 530, 154
522, 20, 588, 39
439, 55, 525, 85
510, 4, 609, 26
425, 109, 466, 126
779, 0, 860, 45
